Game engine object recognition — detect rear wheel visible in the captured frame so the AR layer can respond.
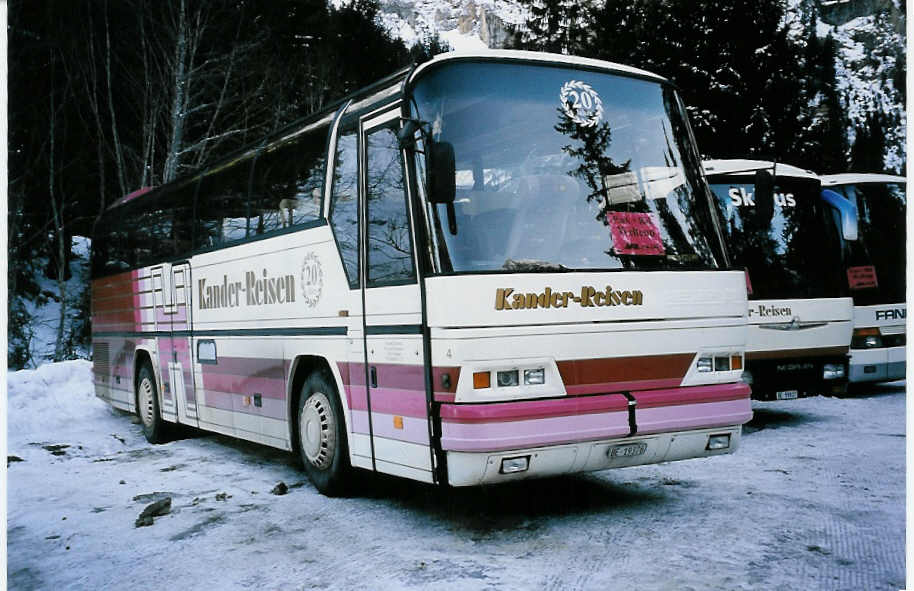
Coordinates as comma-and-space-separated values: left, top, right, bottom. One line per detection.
297, 372, 350, 496
137, 363, 167, 444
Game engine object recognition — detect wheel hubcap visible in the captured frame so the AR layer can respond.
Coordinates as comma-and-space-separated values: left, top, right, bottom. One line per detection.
139, 377, 155, 428
300, 392, 336, 470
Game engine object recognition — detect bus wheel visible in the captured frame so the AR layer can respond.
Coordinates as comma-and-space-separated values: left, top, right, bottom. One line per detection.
297, 372, 350, 496
137, 363, 166, 444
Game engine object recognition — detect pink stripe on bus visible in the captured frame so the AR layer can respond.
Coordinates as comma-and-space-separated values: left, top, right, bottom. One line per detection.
132, 270, 142, 332
344, 385, 427, 418
344, 362, 424, 390
203, 356, 285, 379
351, 410, 430, 445
201, 373, 285, 399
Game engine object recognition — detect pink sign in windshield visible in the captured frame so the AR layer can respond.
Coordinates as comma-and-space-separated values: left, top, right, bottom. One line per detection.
847, 265, 878, 290
606, 211, 666, 256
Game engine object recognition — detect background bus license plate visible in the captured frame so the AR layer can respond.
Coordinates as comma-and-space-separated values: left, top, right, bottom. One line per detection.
776, 390, 799, 400
609, 442, 647, 458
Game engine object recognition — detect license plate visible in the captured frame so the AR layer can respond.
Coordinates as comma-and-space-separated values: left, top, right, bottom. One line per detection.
609, 442, 647, 458
776, 390, 799, 400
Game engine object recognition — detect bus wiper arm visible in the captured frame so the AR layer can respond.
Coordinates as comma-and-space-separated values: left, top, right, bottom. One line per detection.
502, 259, 570, 272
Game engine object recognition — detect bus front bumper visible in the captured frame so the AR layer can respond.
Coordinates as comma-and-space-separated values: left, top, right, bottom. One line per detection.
439, 382, 751, 486
446, 426, 742, 486
849, 345, 906, 383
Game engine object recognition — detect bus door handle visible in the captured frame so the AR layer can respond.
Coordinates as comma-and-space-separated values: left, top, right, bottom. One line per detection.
369, 366, 378, 388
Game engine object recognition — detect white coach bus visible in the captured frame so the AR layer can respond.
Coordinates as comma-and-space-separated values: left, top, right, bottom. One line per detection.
704, 160, 856, 400
820, 174, 906, 384
91, 51, 752, 496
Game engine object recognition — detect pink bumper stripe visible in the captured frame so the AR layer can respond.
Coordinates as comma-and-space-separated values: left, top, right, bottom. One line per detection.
440, 393, 629, 423
635, 398, 752, 435
632, 382, 750, 408
441, 409, 631, 452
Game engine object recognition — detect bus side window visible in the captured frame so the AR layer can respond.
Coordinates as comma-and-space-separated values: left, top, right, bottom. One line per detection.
168, 181, 195, 257
250, 125, 327, 236
195, 158, 255, 249
329, 127, 359, 288
365, 124, 415, 285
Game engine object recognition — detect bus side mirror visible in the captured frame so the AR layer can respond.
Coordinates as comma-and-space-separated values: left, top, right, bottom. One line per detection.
427, 141, 456, 205
397, 119, 423, 149
821, 189, 859, 241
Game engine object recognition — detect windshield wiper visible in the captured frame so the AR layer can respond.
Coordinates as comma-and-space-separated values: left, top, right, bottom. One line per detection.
502, 258, 570, 272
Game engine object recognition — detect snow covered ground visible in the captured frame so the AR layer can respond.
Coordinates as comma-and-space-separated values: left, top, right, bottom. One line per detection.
6, 361, 905, 590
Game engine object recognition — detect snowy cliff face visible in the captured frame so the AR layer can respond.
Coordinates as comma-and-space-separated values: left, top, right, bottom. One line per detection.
815, 3, 906, 170
375, 0, 527, 50
375, 0, 904, 172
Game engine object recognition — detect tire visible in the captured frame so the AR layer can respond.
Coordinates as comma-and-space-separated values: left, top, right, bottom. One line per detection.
136, 363, 167, 444
297, 371, 350, 496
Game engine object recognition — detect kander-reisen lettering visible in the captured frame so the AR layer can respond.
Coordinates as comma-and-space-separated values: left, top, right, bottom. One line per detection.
198, 269, 295, 310
748, 304, 792, 318
495, 286, 644, 310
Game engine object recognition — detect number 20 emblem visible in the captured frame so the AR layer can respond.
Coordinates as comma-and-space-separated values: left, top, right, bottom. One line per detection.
560, 80, 604, 127
300, 252, 324, 307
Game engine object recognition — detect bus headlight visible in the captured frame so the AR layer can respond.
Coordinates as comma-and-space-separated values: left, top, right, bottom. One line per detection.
822, 364, 845, 380
523, 368, 545, 385
496, 370, 519, 387
852, 328, 882, 349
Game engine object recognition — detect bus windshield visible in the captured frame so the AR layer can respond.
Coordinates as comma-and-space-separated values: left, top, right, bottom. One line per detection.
843, 182, 906, 305
410, 62, 723, 273
707, 176, 846, 300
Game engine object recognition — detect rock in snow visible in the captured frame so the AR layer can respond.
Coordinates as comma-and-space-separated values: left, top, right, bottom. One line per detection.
134, 498, 172, 528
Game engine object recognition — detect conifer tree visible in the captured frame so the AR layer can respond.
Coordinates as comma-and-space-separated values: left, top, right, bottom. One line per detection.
509, 0, 594, 55
850, 113, 888, 173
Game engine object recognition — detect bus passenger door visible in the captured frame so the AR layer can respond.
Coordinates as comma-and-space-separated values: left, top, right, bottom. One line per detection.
151, 262, 198, 427
358, 108, 434, 483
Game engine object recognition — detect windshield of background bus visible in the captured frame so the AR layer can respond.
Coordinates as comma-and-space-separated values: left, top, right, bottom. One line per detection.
410, 62, 721, 273
708, 177, 846, 300
845, 182, 906, 304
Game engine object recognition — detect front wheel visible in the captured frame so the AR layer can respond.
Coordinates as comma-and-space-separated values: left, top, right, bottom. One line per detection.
297, 372, 350, 496
136, 363, 167, 444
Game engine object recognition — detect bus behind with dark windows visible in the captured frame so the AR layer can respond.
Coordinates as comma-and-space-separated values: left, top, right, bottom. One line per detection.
821, 174, 906, 384
704, 160, 855, 400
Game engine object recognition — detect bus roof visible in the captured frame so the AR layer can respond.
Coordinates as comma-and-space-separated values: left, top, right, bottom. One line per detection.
407, 49, 668, 86
702, 159, 819, 181
820, 173, 906, 186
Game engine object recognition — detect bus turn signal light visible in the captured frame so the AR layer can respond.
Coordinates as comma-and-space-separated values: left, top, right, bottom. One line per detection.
473, 371, 491, 389
852, 327, 882, 349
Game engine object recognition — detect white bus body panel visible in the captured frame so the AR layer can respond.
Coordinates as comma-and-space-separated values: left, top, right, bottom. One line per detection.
745, 298, 853, 354
849, 303, 906, 382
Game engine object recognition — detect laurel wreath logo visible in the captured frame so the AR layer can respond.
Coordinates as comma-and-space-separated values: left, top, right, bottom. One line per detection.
300, 252, 323, 307
560, 80, 604, 127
